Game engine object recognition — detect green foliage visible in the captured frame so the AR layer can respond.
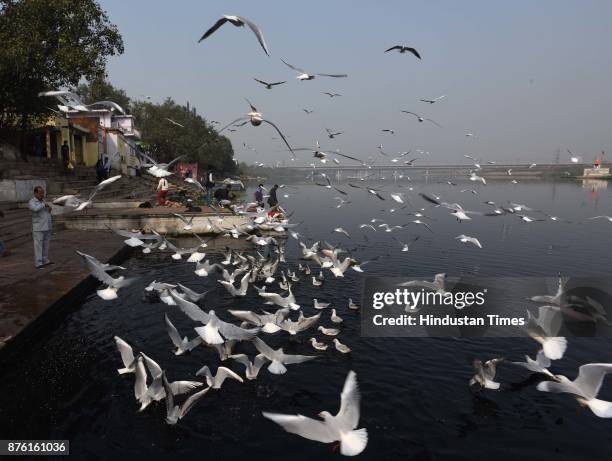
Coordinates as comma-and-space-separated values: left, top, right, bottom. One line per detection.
0, 0, 124, 130
131, 98, 238, 174
75, 76, 131, 112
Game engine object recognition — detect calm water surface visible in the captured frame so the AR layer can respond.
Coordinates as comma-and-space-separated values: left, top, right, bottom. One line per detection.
1, 178, 612, 460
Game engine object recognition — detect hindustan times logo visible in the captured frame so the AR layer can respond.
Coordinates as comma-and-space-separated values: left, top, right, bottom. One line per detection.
372, 288, 487, 310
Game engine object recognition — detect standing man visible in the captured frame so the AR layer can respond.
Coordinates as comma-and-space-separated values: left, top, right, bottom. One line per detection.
157, 176, 169, 206
60, 140, 70, 170
267, 184, 279, 208
28, 186, 52, 268
204, 169, 215, 207
254, 184, 265, 208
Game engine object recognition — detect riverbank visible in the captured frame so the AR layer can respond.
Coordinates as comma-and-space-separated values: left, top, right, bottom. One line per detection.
0, 229, 127, 351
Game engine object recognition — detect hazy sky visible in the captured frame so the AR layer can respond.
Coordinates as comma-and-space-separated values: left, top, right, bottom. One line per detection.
99, 0, 612, 166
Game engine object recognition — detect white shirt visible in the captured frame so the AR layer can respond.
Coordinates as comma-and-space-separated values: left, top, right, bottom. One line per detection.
157, 178, 169, 191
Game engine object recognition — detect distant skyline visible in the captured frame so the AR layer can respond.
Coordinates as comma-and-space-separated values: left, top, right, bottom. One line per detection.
99, 0, 612, 166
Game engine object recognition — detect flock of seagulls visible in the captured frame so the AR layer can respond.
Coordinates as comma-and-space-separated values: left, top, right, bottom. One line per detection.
52, 10, 612, 458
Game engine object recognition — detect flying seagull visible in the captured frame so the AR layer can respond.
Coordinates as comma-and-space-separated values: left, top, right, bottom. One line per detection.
198, 15, 270, 56
253, 78, 286, 89
281, 58, 347, 80
420, 95, 446, 104
262, 370, 368, 456
400, 111, 442, 127
385, 45, 421, 59
218, 99, 294, 157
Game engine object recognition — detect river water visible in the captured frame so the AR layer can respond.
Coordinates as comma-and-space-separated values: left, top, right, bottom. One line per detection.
1, 177, 611, 460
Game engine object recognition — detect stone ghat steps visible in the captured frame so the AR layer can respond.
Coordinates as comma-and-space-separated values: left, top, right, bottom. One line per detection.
0, 161, 98, 181
0, 207, 65, 249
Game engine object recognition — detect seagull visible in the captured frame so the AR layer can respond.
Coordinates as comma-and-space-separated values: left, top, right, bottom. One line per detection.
394, 235, 420, 252
518, 214, 544, 223
173, 213, 195, 231
334, 227, 351, 238
169, 290, 260, 344
280, 311, 322, 335
262, 371, 368, 456
455, 234, 482, 249
176, 283, 207, 303
309, 338, 328, 351
195, 365, 244, 389
218, 271, 251, 297
253, 78, 286, 89
318, 326, 340, 336
537, 363, 612, 418
165, 117, 185, 128
348, 298, 359, 310
525, 305, 567, 360
114, 336, 138, 374
77, 250, 136, 300
331, 309, 343, 324
398, 273, 447, 294
420, 95, 446, 104
253, 337, 317, 375
470, 358, 504, 390
198, 15, 270, 56
228, 308, 290, 334
139, 152, 185, 178
312, 276, 323, 287
259, 285, 300, 310
385, 45, 421, 59
469, 172, 486, 185
401, 111, 442, 127
530, 274, 566, 305
313, 299, 330, 310
323, 92, 342, 98
589, 216, 612, 222
162, 372, 210, 425
511, 349, 555, 378
229, 354, 269, 380
165, 314, 204, 355
303, 108, 314, 114
326, 128, 343, 138
281, 58, 348, 80
218, 99, 294, 156
53, 175, 121, 211
333, 338, 351, 354
381, 129, 395, 134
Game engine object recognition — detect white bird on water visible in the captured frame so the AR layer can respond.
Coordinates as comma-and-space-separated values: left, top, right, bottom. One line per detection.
537, 363, 612, 418
455, 234, 483, 249
331, 309, 344, 323
309, 337, 328, 351
262, 370, 368, 456
252, 337, 317, 375
318, 325, 340, 336
470, 358, 504, 390
333, 338, 352, 354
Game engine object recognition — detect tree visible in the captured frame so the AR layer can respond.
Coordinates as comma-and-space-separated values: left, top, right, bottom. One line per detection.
75, 76, 131, 112
0, 0, 124, 133
131, 98, 238, 174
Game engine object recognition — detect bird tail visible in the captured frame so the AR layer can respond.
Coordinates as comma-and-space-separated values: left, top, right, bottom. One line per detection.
340, 428, 368, 456
268, 360, 287, 375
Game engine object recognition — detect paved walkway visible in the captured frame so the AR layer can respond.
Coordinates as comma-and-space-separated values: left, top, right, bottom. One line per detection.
0, 229, 125, 348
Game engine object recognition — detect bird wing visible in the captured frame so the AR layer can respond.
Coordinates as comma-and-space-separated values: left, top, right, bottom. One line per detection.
425, 118, 442, 128
337, 371, 361, 429
236, 15, 270, 55
282, 353, 317, 365
253, 78, 269, 86
384, 45, 402, 52
218, 317, 261, 341
228, 310, 263, 326
78, 251, 114, 285
170, 380, 203, 395
574, 364, 612, 398
178, 387, 210, 419
114, 336, 135, 368
134, 357, 149, 400
216, 366, 244, 386
164, 314, 184, 348
262, 119, 294, 156
198, 17, 230, 42
401, 111, 419, 118
334, 151, 365, 164
252, 337, 277, 359
218, 117, 249, 134
166, 155, 186, 168
280, 58, 306, 73
262, 413, 335, 443
407, 48, 421, 59
317, 73, 348, 78
169, 290, 210, 324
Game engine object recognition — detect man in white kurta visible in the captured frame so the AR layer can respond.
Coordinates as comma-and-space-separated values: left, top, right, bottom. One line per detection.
28, 186, 53, 268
